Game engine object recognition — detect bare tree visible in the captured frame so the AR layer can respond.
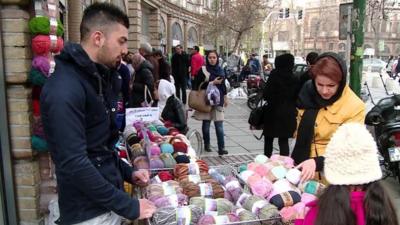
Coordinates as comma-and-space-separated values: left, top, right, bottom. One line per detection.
203, 0, 275, 53
366, 0, 395, 57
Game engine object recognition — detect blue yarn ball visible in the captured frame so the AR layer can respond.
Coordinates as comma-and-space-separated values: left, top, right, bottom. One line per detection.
157, 126, 169, 136
160, 143, 174, 154
31, 135, 48, 152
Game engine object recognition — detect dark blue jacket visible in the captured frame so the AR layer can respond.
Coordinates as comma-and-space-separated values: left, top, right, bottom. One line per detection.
41, 43, 139, 225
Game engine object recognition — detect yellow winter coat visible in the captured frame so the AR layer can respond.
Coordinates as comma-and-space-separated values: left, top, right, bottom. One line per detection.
296, 85, 365, 159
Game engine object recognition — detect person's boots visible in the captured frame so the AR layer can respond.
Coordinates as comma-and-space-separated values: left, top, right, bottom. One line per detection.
204, 144, 212, 152
218, 149, 228, 156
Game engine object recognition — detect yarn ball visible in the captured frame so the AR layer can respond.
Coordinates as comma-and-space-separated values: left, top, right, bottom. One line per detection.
286, 168, 302, 185
301, 193, 318, 205
190, 197, 234, 215
158, 171, 174, 182
298, 180, 326, 197
249, 179, 273, 198
173, 142, 188, 154
270, 154, 294, 168
130, 143, 146, 158
151, 194, 188, 208
208, 168, 226, 184
233, 208, 259, 225
149, 156, 165, 169
152, 205, 203, 225
197, 213, 240, 225
242, 195, 269, 215
28, 17, 64, 36
258, 203, 280, 220
160, 153, 176, 168
174, 160, 209, 178
126, 133, 141, 146
148, 125, 157, 132
180, 180, 225, 199
156, 125, 169, 135
32, 99, 41, 117
254, 154, 269, 164
29, 68, 47, 86
32, 56, 50, 77
31, 35, 50, 55
238, 164, 247, 173
266, 165, 287, 182
146, 180, 183, 199
150, 145, 161, 156
123, 125, 137, 140
175, 155, 191, 164
239, 170, 254, 183
269, 191, 301, 210
236, 193, 251, 207
268, 179, 297, 200
246, 174, 262, 186
31, 135, 48, 152
160, 143, 174, 154
223, 176, 244, 203
279, 206, 298, 222
133, 156, 149, 170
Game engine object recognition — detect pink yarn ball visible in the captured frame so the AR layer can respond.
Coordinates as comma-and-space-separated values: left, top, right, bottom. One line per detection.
254, 164, 269, 177
301, 193, 317, 205
247, 162, 259, 172
32, 56, 50, 77
246, 174, 262, 186
270, 155, 294, 168
250, 179, 273, 198
150, 145, 161, 156
279, 206, 297, 222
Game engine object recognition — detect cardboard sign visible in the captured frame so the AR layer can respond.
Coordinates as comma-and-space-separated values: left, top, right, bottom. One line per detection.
125, 107, 159, 125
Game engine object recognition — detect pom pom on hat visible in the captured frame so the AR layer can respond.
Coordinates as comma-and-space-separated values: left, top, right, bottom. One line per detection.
29, 69, 47, 86
31, 135, 48, 152
29, 16, 64, 36
32, 56, 50, 77
324, 123, 382, 185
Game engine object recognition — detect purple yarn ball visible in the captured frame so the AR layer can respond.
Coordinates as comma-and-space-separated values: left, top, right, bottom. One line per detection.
149, 157, 165, 169
32, 56, 50, 77
151, 194, 188, 208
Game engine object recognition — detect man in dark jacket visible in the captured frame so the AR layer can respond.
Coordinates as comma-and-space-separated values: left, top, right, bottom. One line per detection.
171, 45, 190, 104
40, 3, 155, 225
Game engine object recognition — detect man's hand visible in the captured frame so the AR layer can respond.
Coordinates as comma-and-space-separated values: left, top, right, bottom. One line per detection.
295, 159, 316, 183
131, 170, 150, 187
138, 199, 156, 220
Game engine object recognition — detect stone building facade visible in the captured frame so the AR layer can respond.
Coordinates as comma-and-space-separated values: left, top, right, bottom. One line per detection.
0, 0, 208, 224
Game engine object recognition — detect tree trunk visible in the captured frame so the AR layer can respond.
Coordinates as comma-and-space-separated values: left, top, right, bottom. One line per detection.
269, 36, 274, 58
232, 31, 243, 53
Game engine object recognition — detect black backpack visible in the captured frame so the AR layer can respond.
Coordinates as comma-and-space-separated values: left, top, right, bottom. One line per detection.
248, 102, 267, 140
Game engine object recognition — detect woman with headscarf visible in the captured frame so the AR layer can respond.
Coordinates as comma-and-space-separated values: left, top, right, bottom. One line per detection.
128, 53, 155, 108
292, 52, 365, 183
262, 53, 298, 157
192, 50, 228, 156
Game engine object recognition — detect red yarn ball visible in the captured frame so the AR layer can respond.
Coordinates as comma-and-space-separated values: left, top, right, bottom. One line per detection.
158, 171, 174, 182
32, 35, 64, 55
172, 142, 188, 154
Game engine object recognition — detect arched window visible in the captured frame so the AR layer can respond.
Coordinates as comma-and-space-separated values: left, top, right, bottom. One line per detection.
188, 27, 198, 48
171, 22, 183, 46
160, 16, 166, 44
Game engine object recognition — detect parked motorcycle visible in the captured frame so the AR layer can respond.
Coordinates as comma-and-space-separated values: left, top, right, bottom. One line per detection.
225, 67, 241, 91
365, 94, 400, 182
247, 74, 268, 110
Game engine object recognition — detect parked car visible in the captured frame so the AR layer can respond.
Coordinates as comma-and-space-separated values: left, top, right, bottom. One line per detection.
363, 58, 386, 74
293, 63, 308, 78
295, 56, 306, 65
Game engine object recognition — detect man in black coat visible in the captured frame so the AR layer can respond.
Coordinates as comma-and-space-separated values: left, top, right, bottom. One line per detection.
171, 45, 190, 104
263, 53, 298, 157
40, 3, 155, 224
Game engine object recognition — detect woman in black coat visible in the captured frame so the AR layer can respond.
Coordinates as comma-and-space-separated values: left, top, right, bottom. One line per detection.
128, 53, 155, 108
263, 53, 298, 157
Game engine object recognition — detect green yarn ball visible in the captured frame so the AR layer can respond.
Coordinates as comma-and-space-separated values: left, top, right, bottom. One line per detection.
31, 135, 48, 152
29, 69, 47, 86
28, 16, 64, 36
238, 164, 247, 173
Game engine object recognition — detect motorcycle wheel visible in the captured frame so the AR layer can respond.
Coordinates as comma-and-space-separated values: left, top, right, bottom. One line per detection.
247, 95, 261, 110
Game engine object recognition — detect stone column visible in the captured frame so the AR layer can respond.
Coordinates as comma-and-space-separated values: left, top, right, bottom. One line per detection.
199, 25, 203, 46
1, 5, 42, 225
67, 0, 82, 43
127, 0, 141, 50
166, 13, 172, 55
149, 8, 160, 49
183, 20, 188, 50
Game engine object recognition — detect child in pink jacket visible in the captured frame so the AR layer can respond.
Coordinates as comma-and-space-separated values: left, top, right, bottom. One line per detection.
295, 123, 398, 225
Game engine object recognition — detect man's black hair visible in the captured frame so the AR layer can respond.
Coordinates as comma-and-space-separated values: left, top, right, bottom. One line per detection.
194, 46, 200, 52
80, 3, 129, 41
306, 52, 319, 65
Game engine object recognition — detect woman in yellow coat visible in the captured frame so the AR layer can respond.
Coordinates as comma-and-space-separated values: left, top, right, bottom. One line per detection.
292, 52, 365, 182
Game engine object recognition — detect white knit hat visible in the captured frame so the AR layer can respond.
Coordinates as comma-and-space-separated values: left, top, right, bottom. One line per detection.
324, 123, 382, 185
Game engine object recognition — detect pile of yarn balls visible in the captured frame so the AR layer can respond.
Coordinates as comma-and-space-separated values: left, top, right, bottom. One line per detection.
238, 154, 326, 222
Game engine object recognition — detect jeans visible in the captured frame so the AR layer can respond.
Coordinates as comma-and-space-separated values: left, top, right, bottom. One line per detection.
264, 136, 289, 157
202, 120, 225, 151
175, 81, 187, 104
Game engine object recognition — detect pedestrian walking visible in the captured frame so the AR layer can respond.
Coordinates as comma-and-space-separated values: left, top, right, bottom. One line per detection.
190, 45, 204, 85
171, 45, 190, 104
40, 3, 155, 225
192, 50, 228, 156
292, 52, 365, 183
296, 123, 398, 225
262, 53, 298, 157
128, 53, 155, 108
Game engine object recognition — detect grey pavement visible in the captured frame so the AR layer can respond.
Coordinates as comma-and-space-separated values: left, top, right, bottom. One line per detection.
187, 85, 400, 218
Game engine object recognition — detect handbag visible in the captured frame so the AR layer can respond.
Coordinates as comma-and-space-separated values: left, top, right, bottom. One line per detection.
188, 66, 212, 113
248, 100, 267, 140
141, 85, 154, 107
